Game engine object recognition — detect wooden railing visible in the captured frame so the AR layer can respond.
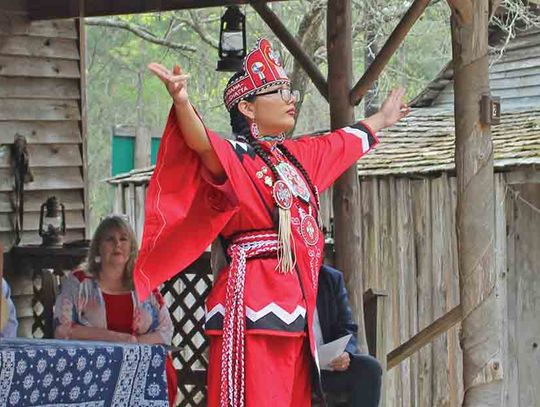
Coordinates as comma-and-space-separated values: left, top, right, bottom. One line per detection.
386, 305, 463, 370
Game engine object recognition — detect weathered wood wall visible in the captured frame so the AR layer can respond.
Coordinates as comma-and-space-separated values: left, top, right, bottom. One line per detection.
502, 179, 540, 407
353, 173, 463, 407
109, 168, 539, 406
353, 171, 539, 407
0, 6, 85, 337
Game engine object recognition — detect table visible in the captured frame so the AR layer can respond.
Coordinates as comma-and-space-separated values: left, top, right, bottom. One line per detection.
0, 338, 169, 406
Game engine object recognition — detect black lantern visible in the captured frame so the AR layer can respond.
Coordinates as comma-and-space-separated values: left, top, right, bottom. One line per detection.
217, 6, 246, 72
39, 196, 66, 247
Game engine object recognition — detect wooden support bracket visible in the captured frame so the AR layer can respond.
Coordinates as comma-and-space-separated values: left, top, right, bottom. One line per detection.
386, 304, 463, 370
350, 0, 432, 106
251, 2, 329, 101
363, 288, 388, 361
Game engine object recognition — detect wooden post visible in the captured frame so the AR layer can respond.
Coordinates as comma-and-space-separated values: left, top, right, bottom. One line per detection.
451, 1, 503, 405
135, 126, 151, 169
327, 0, 368, 354
77, 17, 89, 239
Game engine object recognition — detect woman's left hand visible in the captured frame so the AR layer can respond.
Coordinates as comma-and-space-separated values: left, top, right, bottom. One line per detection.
380, 87, 410, 127
364, 87, 411, 132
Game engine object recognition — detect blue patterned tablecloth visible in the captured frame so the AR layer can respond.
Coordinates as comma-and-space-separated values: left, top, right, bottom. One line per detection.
0, 338, 169, 406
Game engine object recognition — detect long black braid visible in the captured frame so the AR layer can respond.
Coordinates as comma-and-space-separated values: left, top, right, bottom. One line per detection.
227, 71, 319, 208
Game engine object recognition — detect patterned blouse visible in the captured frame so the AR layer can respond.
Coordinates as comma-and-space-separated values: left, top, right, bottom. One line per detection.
54, 270, 173, 344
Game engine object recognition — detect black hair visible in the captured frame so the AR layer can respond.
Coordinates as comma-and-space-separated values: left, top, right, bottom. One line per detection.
226, 71, 319, 209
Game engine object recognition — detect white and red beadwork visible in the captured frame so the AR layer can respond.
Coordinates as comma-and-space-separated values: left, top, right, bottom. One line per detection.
250, 122, 261, 140
272, 180, 293, 210
300, 214, 319, 246
275, 162, 310, 203
220, 232, 280, 407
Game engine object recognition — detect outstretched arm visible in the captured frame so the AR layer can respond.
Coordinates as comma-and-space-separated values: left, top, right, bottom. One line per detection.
148, 63, 225, 181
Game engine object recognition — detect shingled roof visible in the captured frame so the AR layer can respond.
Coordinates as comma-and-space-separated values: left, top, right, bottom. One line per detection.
356, 108, 540, 176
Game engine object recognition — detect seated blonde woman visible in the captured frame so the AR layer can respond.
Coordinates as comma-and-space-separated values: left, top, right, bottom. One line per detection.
54, 215, 177, 405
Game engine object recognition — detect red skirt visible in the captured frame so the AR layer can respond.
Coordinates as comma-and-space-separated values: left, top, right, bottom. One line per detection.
207, 334, 311, 407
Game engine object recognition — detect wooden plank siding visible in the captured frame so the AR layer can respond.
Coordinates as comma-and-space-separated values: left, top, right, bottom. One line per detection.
432, 30, 540, 110
0, 7, 85, 338
351, 173, 537, 407
510, 183, 540, 406
0, 13, 78, 38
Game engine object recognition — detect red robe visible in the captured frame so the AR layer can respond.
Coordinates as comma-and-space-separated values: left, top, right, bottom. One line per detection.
134, 109, 378, 406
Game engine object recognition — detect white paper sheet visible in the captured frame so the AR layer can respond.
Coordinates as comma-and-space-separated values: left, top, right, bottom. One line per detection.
317, 334, 352, 370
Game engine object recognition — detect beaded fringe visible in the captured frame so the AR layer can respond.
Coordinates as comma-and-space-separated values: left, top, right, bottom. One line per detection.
276, 207, 296, 274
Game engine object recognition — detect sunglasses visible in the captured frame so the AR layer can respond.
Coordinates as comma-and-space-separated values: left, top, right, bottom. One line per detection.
256, 88, 300, 103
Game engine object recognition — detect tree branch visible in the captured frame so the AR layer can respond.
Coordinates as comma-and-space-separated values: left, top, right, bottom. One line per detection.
287, 1, 326, 118
186, 10, 220, 50
85, 18, 197, 52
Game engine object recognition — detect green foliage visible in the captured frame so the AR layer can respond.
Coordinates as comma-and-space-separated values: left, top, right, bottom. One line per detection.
86, 2, 452, 231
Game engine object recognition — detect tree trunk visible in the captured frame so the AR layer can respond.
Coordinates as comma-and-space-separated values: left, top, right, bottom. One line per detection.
451, 1, 503, 405
328, 0, 369, 354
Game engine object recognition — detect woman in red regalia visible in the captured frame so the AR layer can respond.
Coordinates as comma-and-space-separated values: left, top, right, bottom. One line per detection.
135, 38, 409, 407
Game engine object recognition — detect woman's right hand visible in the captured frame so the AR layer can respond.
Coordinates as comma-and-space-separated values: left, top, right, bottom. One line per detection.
148, 63, 190, 106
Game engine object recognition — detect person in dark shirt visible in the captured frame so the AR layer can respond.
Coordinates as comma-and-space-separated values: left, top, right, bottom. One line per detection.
315, 264, 382, 406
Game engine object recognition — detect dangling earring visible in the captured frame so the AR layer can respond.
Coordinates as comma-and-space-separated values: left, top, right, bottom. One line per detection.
95, 256, 101, 264
250, 122, 261, 140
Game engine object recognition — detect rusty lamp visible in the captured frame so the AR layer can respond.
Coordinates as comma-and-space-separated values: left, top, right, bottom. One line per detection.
39, 196, 66, 247
217, 6, 246, 72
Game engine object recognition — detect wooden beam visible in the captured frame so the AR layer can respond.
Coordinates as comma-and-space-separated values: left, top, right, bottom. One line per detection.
328, 0, 369, 355
452, 0, 503, 402
446, 0, 473, 25
387, 305, 462, 370
350, 0, 431, 106
29, 0, 291, 20
251, 2, 328, 101
77, 18, 90, 240
505, 169, 540, 185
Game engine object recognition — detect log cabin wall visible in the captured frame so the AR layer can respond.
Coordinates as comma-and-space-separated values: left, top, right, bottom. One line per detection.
0, 5, 86, 337
355, 172, 463, 407
354, 171, 539, 407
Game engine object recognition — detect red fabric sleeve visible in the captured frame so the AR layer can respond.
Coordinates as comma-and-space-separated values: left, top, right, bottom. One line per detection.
282, 121, 379, 193
134, 108, 240, 300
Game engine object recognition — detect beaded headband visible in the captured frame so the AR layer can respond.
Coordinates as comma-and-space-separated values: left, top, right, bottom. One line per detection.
223, 38, 290, 111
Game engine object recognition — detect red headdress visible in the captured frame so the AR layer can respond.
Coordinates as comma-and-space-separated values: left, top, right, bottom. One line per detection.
223, 38, 290, 111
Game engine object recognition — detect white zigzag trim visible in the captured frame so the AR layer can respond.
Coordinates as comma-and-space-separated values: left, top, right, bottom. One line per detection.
205, 303, 307, 326
227, 140, 250, 152
343, 126, 369, 153
206, 304, 226, 320
246, 304, 306, 325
